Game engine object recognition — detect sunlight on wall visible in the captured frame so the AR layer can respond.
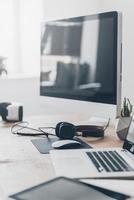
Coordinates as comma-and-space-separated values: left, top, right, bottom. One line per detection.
0, 0, 17, 75
0, 0, 44, 77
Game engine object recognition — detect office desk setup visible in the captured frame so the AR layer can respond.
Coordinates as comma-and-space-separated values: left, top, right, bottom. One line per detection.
0, 114, 134, 199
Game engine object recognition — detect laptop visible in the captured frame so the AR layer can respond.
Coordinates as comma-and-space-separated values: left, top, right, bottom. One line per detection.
50, 122, 134, 179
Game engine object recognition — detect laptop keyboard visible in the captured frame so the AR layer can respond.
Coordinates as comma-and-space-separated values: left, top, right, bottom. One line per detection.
86, 150, 134, 173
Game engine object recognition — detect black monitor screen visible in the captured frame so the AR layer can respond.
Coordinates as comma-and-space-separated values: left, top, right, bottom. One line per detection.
40, 12, 119, 105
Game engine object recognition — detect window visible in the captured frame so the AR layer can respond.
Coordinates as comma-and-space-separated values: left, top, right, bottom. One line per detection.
0, 0, 43, 78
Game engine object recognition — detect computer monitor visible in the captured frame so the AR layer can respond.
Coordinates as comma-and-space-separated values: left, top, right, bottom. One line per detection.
40, 11, 122, 117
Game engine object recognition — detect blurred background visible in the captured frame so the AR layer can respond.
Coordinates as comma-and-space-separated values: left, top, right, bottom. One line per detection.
0, 0, 133, 118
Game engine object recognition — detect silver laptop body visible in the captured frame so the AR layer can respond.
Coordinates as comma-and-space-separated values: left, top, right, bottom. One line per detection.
50, 146, 134, 179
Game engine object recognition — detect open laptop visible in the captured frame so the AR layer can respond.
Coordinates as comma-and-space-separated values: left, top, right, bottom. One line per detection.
50, 122, 134, 179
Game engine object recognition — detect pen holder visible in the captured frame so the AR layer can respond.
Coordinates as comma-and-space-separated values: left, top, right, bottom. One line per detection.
116, 116, 132, 140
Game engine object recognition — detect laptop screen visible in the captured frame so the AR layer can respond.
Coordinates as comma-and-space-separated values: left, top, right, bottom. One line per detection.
123, 119, 134, 154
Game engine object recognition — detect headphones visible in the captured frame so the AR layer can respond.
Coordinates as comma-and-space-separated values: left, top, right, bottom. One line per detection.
54, 121, 108, 139
0, 102, 23, 122
11, 120, 110, 138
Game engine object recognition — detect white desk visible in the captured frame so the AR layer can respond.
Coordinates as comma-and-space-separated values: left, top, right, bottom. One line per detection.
0, 114, 133, 199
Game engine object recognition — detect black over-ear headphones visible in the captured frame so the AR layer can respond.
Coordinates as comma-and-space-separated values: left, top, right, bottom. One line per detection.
55, 121, 107, 139
11, 120, 110, 138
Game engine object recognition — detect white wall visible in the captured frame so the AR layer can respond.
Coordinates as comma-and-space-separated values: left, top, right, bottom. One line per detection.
19, 0, 44, 76
42, 0, 99, 20
1, 0, 134, 119
0, 0, 19, 74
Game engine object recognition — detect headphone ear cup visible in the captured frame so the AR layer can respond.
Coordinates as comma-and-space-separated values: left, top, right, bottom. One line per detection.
55, 122, 76, 139
55, 122, 62, 138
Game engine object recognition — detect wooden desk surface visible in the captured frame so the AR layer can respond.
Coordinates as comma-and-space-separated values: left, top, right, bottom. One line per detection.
0, 114, 133, 199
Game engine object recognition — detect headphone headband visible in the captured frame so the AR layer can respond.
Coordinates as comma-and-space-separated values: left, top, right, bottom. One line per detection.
55, 122, 106, 139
